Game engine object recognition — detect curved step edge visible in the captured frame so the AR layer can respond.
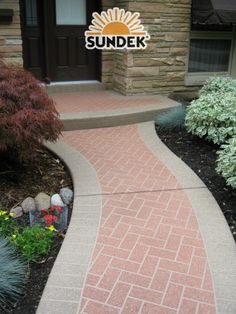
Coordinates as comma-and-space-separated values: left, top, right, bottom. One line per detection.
61, 102, 180, 131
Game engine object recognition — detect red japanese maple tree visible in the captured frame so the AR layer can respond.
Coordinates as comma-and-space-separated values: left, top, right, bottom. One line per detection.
0, 62, 62, 160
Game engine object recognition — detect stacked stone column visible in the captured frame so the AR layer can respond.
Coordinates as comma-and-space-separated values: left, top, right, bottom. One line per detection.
0, 0, 23, 67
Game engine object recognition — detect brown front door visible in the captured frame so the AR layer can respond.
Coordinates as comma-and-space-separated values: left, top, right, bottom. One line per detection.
20, 0, 100, 82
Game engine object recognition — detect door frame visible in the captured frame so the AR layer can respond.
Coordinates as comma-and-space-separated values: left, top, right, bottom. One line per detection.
20, 0, 102, 82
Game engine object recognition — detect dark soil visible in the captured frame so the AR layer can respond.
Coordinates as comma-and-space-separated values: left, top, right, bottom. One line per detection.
0, 148, 73, 314
0, 148, 72, 210
156, 126, 236, 241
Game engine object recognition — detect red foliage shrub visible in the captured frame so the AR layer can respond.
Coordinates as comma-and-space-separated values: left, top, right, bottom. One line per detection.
0, 62, 62, 160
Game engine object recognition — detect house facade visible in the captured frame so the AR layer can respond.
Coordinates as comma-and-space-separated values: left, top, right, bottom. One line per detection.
0, 0, 235, 95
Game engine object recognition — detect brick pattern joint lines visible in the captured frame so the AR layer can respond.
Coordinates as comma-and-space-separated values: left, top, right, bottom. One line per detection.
61, 123, 218, 314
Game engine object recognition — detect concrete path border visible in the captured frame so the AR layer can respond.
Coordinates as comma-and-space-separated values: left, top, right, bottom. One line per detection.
138, 122, 236, 314
36, 141, 102, 314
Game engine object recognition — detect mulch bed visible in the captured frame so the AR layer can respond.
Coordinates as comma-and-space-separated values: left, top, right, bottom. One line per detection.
0, 148, 73, 314
156, 125, 236, 241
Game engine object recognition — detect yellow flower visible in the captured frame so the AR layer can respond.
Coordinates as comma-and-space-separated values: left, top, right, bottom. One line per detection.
9, 213, 15, 217
12, 234, 17, 239
0, 211, 7, 216
46, 225, 57, 232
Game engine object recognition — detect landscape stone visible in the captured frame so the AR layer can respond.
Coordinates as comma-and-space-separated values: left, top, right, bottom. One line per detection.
35, 192, 50, 211
60, 187, 73, 205
21, 197, 36, 213
10, 206, 23, 218
51, 194, 64, 207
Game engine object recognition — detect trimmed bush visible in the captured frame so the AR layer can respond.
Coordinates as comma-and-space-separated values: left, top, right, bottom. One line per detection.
155, 106, 186, 130
0, 62, 62, 160
185, 92, 236, 144
0, 237, 26, 311
199, 76, 236, 96
216, 137, 236, 188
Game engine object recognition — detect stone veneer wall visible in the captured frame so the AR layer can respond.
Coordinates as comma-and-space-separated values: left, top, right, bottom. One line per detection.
101, 0, 116, 88
111, 0, 195, 95
0, 0, 23, 66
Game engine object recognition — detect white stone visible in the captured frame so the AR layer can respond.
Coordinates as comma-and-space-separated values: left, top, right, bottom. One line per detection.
51, 194, 64, 207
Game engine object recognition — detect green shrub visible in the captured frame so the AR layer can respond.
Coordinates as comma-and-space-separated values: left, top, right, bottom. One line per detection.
185, 92, 236, 144
0, 210, 18, 237
0, 237, 26, 311
0, 211, 56, 263
216, 137, 236, 188
199, 76, 236, 96
155, 106, 186, 129
12, 225, 55, 263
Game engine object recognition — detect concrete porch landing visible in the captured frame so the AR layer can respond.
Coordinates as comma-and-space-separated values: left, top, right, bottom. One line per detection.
52, 90, 179, 130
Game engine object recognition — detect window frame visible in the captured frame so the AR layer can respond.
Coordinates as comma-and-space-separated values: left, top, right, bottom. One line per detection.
185, 28, 236, 86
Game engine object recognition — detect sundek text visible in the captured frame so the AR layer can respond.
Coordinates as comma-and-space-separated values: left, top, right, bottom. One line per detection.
86, 35, 149, 50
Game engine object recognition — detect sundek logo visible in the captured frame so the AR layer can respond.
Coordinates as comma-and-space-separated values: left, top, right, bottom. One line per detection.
85, 7, 150, 50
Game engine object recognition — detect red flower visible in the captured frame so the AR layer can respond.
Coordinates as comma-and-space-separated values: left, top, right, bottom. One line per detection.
40, 208, 48, 216
44, 214, 58, 226
50, 206, 62, 214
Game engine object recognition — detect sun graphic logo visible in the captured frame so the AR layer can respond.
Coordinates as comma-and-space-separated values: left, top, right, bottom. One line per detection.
85, 7, 150, 50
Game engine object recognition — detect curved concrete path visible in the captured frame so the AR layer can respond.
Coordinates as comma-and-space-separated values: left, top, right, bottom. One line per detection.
37, 122, 236, 314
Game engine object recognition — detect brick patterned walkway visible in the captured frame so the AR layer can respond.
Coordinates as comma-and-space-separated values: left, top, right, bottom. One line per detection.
62, 125, 216, 314
53, 91, 162, 114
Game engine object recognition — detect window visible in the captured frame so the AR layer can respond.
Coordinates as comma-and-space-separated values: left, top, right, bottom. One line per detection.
186, 24, 236, 86
188, 39, 231, 73
25, 0, 38, 26
56, 0, 86, 25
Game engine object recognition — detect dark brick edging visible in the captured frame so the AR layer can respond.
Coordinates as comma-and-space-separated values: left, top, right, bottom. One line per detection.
36, 141, 102, 314
139, 121, 236, 314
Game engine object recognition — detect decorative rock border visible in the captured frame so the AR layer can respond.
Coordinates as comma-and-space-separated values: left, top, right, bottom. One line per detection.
36, 141, 102, 314
138, 122, 236, 314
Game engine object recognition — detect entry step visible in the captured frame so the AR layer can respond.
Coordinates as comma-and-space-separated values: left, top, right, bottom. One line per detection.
42, 81, 105, 94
